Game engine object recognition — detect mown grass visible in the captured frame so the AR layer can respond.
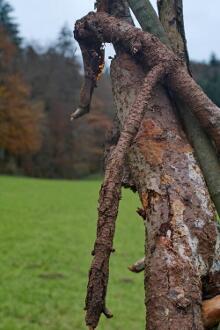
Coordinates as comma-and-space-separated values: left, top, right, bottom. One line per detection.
0, 176, 145, 330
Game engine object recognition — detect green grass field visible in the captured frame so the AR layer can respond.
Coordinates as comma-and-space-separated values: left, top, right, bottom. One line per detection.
0, 176, 145, 330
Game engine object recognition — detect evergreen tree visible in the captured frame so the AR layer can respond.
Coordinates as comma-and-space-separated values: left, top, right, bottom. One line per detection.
0, 0, 21, 46
56, 24, 76, 58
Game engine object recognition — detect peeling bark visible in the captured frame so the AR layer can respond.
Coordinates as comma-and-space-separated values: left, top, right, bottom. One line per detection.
156, 1, 220, 315
127, 0, 220, 233
111, 52, 218, 330
154, 0, 220, 218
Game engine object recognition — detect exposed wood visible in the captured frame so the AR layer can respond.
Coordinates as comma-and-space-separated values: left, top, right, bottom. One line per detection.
128, 0, 220, 229
128, 257, 145, 273
157, 1, 220, 315
203, 295, 220, 329
111, 50, 217, 330
70, 43, 104, 120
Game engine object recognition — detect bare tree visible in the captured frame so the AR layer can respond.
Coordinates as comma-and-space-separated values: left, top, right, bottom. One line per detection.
73, 1, 220, 329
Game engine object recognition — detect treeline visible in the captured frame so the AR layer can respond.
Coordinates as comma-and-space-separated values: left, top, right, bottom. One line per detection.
0, 0, 220, 179
0, 0, 113, 179
192, 54, 220, 107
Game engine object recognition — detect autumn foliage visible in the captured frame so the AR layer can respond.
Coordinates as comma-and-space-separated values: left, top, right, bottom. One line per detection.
0, 27, 43, 163
1, 1, 220, 179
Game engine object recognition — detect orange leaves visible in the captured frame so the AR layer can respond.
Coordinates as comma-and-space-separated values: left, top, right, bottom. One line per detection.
0, 26, 16, 69
0, 28, 44, 156
0, 74, 44, 155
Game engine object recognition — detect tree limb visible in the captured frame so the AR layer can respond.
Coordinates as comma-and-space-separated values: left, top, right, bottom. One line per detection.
157, 0, 190, 69
128, 0, 170, 47
85, 63, 167, 329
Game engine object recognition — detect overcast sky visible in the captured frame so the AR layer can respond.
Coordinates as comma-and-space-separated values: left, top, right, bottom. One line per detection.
9, 0, 220, 62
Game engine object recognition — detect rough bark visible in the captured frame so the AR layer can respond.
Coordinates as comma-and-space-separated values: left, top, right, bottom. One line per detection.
157, 1, 220, 313
157, 0, 190, 68
95, 0, 110, 12
85, 64, 166, 329
127, 0, 220, 218
74, 12, 220, 153
71, 42, 104, 119
111, 51, 218, 330
151, 0, 220, 218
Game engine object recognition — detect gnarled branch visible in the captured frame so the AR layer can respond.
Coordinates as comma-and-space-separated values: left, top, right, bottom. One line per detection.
74, 11, 220, 153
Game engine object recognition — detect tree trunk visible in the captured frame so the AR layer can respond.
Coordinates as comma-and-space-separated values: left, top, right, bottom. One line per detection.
155, 0, 220, 217
111, 51, 218, 329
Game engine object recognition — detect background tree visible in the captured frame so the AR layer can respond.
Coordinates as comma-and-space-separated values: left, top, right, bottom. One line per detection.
0, 24, 43, 173
0, 0, 21, 46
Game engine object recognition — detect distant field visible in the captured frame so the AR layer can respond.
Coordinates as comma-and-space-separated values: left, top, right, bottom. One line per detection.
0, 176, 145, 330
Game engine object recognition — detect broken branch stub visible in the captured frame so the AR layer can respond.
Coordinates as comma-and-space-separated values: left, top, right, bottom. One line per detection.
71, 37, 104, 120
85, 64, 167, 329
128, 257, 145, 273
202, 295, 220, 329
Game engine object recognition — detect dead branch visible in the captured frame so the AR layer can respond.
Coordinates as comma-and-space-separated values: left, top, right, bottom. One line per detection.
203, 295, 220, 329
74, 12, 220, 153
128, 257, 145, 273
85, 63, 167, 329
71, 40, 104, 120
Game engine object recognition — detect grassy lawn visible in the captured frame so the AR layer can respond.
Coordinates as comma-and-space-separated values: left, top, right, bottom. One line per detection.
0, 176, 145, 330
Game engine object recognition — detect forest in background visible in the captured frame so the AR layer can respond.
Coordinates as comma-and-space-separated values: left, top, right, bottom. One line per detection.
0, 0, 220, 179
